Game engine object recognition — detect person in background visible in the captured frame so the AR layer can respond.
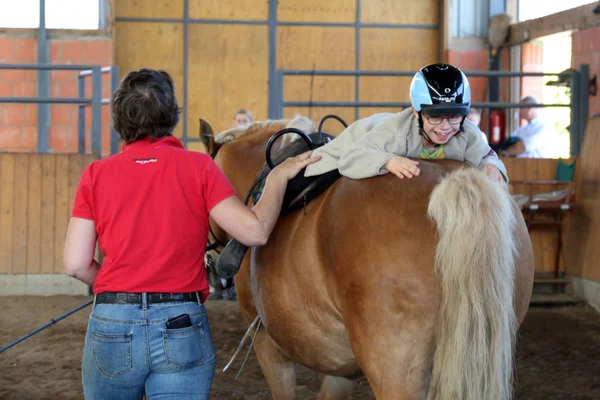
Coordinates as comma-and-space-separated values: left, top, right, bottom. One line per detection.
62, 68, 319, 400
466, 107, 488, 143
233, 108, 253, 128
501, 96, 556, 158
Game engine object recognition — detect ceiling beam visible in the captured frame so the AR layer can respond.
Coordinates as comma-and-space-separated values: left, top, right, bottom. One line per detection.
506, 2, 600, 46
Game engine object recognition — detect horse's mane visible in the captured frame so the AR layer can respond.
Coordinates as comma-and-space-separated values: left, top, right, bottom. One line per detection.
214, 115, 317, 149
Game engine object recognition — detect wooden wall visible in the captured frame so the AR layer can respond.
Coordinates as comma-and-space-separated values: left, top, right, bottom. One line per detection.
566, 116, 600, 283
0, 154, 98, 275
502, 157, 577, 275
113, 0, 440, 148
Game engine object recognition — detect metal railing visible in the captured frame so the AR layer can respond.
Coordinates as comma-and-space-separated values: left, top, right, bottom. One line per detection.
0, 63, 117, 155
78, 66, 120, 155
270, 66, 590, 156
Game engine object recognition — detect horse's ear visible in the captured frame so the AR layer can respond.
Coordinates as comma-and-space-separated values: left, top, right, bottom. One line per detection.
199, 118, 216, 154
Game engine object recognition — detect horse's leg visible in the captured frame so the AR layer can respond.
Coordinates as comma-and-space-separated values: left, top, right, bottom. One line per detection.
317, 376, 354, 400
253, 328, 297, 400
348, 319, 433, 399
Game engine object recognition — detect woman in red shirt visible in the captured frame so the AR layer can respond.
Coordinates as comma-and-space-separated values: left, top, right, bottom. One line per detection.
63, 68, 319, 399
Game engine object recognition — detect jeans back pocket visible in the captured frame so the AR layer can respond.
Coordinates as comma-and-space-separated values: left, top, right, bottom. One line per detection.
162, 324, 206, 370
91, 331, 133, 378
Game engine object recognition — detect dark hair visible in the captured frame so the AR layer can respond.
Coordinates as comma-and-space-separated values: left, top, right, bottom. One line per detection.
111, 68, 181, 143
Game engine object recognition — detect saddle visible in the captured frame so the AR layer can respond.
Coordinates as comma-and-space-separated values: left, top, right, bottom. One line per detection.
214, 123, 345, 280
249, 131, 341, 215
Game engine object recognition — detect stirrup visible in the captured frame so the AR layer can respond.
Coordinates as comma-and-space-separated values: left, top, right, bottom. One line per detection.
214, 239, 249, 279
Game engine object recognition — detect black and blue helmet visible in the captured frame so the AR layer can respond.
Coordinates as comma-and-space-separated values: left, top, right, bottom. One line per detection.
410, 63, 471, 117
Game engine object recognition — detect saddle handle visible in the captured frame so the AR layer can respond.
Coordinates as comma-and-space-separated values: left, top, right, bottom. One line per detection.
317, 114, 348, 141
265, 128, 316, 170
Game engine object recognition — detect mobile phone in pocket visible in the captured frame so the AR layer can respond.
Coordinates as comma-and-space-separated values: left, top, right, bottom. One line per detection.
166, 313, 192, 329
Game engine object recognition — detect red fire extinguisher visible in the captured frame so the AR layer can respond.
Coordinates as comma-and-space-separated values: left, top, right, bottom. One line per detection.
489, 110, 505, 145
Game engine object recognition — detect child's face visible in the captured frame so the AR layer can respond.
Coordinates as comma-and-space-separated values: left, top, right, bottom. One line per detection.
415, 109, 462, 145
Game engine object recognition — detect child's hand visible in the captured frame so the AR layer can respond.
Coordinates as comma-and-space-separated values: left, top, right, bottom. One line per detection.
385, 156, 420, 179
482, 165, 505, 184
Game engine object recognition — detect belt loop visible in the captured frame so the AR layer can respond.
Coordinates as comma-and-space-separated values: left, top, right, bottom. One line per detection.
195, 292, 201, 305
142, 293, 148, 310
92, 294, 97, 308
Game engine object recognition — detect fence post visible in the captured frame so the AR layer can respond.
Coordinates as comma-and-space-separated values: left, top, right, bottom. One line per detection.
78, 75, 86, 154
569, 70, 581, 157
275, 70, 284, 119
37, 0, 50, 153
91, 66, 102, 155
578, 64, 590, 153
110, 66, 120, 155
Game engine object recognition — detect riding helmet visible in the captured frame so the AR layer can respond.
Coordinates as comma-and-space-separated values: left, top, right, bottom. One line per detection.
409, 63, 471, 117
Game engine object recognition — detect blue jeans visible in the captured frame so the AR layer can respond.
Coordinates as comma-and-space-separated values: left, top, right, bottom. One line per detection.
82, 296, 217, 400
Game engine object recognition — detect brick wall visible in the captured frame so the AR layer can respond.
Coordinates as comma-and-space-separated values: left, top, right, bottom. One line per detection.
520, 42, 545, 103
0, 33, 114, 155
446, 47, 511, 139
0, 36, 38, 152
572, 26, 600, 117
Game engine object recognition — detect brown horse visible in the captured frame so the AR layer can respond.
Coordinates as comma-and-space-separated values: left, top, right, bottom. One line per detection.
200, 116, 535, 400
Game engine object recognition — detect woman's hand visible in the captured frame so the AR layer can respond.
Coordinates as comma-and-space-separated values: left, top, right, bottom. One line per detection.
482, 164, 505, 184
271, 151, 322, 181
209, 150, 322, 247
384, 156, 420, 179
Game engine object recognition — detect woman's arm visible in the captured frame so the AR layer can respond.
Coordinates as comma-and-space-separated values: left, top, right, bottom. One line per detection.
209, 152, 320, 246
63, 217, 100, 286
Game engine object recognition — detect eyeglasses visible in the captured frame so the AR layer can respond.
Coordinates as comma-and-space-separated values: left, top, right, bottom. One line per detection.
423, 115, 463, 125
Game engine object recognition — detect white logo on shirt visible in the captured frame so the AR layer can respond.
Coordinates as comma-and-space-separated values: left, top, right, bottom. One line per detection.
133, 158, 157, 165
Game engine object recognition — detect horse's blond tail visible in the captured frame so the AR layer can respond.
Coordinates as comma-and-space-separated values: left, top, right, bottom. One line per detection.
426, 167, 517, 400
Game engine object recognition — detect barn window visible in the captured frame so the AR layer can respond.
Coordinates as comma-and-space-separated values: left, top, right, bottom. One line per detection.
451, 0, 490, 38
0, 0, 103, 30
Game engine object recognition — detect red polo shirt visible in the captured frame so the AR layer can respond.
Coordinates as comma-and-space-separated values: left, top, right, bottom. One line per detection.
71, 136, 237, 302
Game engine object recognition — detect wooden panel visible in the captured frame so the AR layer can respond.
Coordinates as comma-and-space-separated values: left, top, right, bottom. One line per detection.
502, 156, 577, 275
359, 28, 438, 71
359, 76, 413, 106
277, 26, 355, 70
115, 22, 185, 139
188, 24, 269, 141
115, 0, 184, 19
0, 154, 98, 275
277, 0, 355, 23
507, 3, 600, 46
361, 0, 438, 25
40, 156, 56, 274
68, 155, 85, 222
186, 142, 206, 153
278, 26, 356, 130
0, 155, 14, 273
284, 76, 355, 102
26, 155, 42, 274
566, 116, 600, 282
189, 0, 268, 21
53, 156, 70, 274
12, 155, 28, 274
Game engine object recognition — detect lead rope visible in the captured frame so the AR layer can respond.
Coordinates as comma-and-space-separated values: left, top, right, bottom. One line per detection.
222, 315, 262, 378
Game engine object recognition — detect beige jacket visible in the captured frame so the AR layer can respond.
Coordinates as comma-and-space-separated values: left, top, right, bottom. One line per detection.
304, 108, 508, 182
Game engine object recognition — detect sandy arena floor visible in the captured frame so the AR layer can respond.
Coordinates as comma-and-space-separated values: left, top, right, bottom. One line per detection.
0, 296, 599, 399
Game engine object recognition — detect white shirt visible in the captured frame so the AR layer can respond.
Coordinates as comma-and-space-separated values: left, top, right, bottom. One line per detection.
510, 117, 555, 158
